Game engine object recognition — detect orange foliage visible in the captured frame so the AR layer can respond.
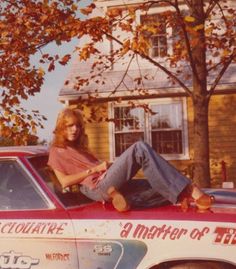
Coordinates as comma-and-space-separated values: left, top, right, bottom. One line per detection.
1, 0, 236, 150
0, 0, 81, 145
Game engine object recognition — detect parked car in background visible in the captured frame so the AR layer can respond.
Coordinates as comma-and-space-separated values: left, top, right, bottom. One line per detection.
0, 146, 235, 269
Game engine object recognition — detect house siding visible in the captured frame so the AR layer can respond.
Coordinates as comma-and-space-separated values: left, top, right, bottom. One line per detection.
83, 104, 110, 161
209, 93, 236, 186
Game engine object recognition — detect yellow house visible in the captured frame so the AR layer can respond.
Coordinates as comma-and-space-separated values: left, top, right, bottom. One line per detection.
58, 0, 236, 187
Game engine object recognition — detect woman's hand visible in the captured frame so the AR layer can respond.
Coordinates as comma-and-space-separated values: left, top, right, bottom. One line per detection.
93, 161, 110, 173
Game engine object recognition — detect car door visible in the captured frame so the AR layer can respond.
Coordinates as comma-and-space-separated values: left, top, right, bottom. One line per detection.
0, 157, 79, 269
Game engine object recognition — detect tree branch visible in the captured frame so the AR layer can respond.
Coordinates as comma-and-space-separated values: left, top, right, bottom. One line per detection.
109, 53, 135, 96
205, 0, 227, 23
208, 50, 236, 97
103, 30, 193, 97
174, 0, 200, 84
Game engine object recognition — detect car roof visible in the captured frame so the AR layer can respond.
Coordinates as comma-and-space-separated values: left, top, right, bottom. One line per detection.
0, 145, 49, 156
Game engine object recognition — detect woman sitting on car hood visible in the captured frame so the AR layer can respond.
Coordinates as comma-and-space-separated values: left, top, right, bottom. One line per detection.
48, 108, 213, 212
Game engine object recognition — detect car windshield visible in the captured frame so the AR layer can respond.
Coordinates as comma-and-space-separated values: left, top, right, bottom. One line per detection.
0, 159, 51, 210
28, 155, 92, 208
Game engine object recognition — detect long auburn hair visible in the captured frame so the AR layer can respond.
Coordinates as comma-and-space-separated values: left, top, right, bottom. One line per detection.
51, 108, 88, 149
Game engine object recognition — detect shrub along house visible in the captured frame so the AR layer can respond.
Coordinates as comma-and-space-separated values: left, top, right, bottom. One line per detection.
58, 0, 236, 187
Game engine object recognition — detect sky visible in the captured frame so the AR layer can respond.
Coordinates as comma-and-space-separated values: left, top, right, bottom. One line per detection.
24, 1, 92, 143
25, 39, 78, 142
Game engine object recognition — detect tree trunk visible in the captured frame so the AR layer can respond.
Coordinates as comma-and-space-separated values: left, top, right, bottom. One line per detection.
191, 0, 211, 187
192, 95, 211, 187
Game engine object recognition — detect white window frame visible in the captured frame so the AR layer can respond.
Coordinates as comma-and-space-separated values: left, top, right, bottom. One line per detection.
108, 97, 189, 161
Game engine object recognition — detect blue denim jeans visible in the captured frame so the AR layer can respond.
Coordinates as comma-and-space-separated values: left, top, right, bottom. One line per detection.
80, 141, 190, 204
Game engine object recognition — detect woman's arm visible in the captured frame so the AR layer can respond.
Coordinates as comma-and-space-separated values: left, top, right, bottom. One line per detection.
53, 161, 109, 188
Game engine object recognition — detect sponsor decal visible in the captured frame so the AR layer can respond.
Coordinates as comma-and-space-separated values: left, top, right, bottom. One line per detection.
45, 253, 70, 261
0, 221, 67, 235
120, 222, 210, 241
0, 250, 39, 269
214, 227, 236, 245
77, 240, 147, 269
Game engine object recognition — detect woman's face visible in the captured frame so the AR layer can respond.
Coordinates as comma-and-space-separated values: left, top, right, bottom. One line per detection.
64, 117, 81, 142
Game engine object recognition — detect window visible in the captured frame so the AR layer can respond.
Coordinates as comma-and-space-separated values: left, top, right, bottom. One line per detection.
150, 103, 183, 154
109, 98, 188, 160
114, 106, 144, 156
141, 13, 168, 58
0, 160, 50, 210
